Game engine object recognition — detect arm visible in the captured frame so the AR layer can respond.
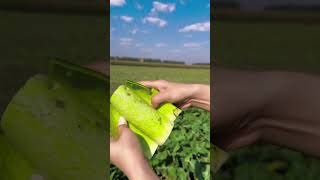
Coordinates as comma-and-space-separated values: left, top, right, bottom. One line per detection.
213, 67, 320, 158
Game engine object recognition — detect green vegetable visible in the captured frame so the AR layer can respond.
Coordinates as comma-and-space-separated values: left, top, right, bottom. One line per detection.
110, 80, 181, 158
1, 60, 108, 180
211, 144, 229, 174
0, 135, 44, 180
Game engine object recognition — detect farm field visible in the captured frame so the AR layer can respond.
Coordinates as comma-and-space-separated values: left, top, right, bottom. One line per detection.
110, 65, 210, 179
214, 21, 320, 180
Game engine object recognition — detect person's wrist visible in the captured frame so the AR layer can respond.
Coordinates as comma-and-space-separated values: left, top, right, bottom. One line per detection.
126, 159, 157, 180
189, 84, 202, 99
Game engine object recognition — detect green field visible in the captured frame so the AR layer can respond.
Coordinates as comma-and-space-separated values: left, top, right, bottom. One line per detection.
214, 20, 320, 180
110, 65, 210, 179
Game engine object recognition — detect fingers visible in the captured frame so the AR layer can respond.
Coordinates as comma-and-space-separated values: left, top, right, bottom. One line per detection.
151, 92, 172, 108
139, 80, 168, 90
84, 61, 108, 75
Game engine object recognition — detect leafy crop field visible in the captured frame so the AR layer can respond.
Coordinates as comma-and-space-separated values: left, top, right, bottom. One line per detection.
214, 21, 320, 180
110, 65, 210, 179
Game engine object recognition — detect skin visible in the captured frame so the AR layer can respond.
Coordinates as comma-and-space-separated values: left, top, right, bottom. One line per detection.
213, 67, 320, 157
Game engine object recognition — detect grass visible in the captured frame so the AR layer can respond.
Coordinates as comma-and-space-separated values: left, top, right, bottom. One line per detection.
214, 20, 320, 180
110, 60, 210, 69
110, 65, 210, 179
0, 10, 106, 115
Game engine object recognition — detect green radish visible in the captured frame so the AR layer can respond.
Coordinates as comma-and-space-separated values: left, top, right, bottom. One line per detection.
1, 60, 108, 180
0, 135, 46, 180
110, 80, 181, 158
211, 144, 229, 174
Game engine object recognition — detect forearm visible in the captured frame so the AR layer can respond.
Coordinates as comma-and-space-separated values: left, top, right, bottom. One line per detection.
189, 84, 210, 111
259, 71, 320, 157
117, 156, 158, 180
213, 67, 320, 157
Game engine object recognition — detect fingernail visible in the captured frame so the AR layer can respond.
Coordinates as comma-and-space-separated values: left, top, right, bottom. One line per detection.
118, 116, 127, 126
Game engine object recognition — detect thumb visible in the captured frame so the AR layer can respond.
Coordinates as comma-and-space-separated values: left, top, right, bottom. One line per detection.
152, 92, 171, 108
118, 117, 128, 133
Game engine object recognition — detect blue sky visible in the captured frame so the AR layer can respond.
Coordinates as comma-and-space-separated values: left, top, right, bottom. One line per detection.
110, 0, 210, 64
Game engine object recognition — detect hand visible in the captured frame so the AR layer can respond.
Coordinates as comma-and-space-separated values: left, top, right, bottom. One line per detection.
110, 119, 158, 180
139, 80, 210, 111
85, 61, 108, 75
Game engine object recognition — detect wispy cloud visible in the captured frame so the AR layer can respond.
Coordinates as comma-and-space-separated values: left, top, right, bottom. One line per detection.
179, 0, 186, 5
135, 43, 144, 47
143, 17, 167, 27
135, 3, 143, 10
130, 28, 139, 34
151, 1, 176, 13
120, 38, 133, 46
140, 48, 152, 53
179, 21, 210, 32
120, 15, 134, 23
169, 49, 181, 53
183, 42, 201, 48
110, 0, 126, 7
155, 43, 167, 48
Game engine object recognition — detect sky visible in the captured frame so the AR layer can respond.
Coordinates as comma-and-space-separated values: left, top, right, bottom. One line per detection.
110, 0, 210, 64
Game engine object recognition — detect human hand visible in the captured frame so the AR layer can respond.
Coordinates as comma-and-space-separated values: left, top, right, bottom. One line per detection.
110, 118, 158, 180
139, 80, 210, 111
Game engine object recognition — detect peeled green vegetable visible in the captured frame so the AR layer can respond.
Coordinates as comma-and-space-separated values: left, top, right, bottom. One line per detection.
110, 80, 181, 158
1, 60, 108, 180
0, 135, 45, 180
211, 144, 229, 174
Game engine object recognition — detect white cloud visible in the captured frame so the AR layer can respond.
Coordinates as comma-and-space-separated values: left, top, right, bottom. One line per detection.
143, 17, 167, 27
183, 42, 201, 48
140, 30, 149, 34
169, 49, 181, 53
179, 21, 210, 32
179, 0, 186, 5
130, 29, 139, 34
136, 3, 143, 10
151, 1, 176, 13
135, 43, 144, 47
110, 0, 126, 6
120, 38, 133, 46
140, 48, 152, 53
120, 15, 133, 23
155, 43, 167, 48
